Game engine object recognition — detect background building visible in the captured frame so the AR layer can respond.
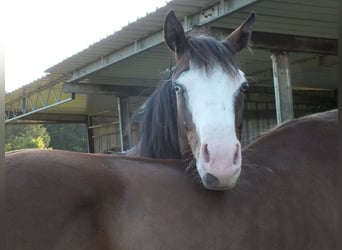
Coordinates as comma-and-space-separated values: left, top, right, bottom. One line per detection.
5, 0, 338, 153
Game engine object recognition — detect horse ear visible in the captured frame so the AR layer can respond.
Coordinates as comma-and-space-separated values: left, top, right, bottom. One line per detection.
164, 10, 187, 55
223, 12, 255, 54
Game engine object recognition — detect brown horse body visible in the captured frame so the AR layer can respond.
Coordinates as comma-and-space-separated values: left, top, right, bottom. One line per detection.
5, 110, 337, 250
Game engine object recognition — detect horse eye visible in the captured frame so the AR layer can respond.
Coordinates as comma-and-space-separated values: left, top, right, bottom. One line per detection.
173, 84, 182, 94
240, 82, 249, 92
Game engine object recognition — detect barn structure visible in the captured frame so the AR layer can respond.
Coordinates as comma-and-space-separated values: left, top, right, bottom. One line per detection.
5, 0, 338, 153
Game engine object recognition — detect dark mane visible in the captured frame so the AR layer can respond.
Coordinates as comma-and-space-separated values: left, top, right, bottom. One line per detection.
136, 77, 181, 159
185, 34, 239, 76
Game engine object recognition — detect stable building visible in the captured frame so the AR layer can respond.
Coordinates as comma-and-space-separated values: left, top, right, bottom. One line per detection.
5, 0, 338, 153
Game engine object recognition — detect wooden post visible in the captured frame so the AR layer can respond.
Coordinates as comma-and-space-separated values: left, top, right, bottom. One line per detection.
270, 51, 294, 124
117, 96, 131, 151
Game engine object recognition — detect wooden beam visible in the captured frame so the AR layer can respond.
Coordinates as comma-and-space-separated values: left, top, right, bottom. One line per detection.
209, 28, 338, 55
271, 51, 294, 124
63, 83, 155, 96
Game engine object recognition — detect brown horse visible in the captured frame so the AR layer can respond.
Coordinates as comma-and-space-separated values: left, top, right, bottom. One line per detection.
5, 109, 337, 250
130, 10, 255, 190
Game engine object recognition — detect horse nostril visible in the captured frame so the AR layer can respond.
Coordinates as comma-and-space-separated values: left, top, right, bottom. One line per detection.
203, 173, 219, 186
203, 144, 210, 163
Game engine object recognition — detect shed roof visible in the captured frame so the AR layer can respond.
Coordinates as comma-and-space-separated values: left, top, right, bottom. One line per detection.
5, 0, 338, 122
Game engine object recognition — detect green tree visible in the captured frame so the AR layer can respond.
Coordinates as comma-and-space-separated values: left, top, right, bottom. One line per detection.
45, 124, 88, 152
5, 124, 51, 151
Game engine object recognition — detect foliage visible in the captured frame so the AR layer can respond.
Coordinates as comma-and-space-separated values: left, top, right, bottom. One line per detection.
5, 124, 51, 151
5, 123, 88, 152
45, 123, 88, 152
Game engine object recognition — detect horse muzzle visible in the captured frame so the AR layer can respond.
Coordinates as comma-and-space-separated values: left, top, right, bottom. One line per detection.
198, 140, 242, 190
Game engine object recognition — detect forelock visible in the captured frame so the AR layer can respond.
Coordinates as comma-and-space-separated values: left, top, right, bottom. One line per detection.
186, 35, 239, 76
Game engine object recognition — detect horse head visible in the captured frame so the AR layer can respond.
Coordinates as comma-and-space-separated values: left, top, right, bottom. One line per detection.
137, 10, 255, 190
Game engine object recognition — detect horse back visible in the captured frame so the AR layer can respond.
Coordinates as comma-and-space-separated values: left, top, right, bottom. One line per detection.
5, 150, 128, 250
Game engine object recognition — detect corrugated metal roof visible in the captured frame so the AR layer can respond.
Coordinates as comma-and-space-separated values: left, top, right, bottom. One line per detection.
45, 0, 337, 77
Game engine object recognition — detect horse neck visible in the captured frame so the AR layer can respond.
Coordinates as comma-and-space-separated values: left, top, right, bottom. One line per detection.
137, 80, 182, 159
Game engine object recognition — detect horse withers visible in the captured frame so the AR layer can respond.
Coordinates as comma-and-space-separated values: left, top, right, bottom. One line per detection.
5, 109, 337, 250
132, 10, 255, 190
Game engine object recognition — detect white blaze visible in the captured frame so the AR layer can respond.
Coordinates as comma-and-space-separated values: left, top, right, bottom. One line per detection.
177, 65, 246, 189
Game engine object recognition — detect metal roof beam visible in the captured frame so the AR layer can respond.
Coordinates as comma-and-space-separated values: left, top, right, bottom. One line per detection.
5, 83, 75, 123
209, 28, 338, 55
244, 87, 337, 107
252, 33, 337, 55
79, 76, 160, 87
69, 0, 259, 83
7, 113, 88, 124
63, 82, 155, 96
248, 55, 338, 85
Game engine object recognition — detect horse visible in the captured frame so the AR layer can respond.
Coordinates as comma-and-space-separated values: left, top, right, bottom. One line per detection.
129, 10, 255, 190
4, 10, 337, 249
5, 109, 337, 250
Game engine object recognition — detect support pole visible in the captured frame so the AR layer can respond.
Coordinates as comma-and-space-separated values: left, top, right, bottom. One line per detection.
87, 115, 95, 153
270, 51, 294, 124
117, 96, 131, 151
